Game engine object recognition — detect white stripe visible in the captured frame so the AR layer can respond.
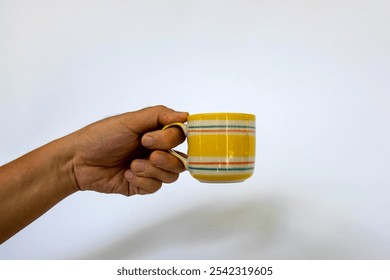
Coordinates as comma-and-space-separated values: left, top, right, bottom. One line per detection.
188, 120, 256, 127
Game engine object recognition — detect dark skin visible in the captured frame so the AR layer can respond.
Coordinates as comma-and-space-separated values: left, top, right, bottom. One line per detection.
0, 105, 188, 244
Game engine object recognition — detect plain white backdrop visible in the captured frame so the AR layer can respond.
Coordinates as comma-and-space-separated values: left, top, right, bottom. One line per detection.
0, 0, 389, 259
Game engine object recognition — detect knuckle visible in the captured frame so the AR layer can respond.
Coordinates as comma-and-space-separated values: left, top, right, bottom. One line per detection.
154, 104, 168, 111
164, 173, 179, 184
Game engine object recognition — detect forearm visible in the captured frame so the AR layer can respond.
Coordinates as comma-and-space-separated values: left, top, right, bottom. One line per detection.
0, 135, 78, 244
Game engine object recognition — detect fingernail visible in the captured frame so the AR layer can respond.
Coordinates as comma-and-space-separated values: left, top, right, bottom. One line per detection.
132, 161, 146, 172
142, 135, 155, 148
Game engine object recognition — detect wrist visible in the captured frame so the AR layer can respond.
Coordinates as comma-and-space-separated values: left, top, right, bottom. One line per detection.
53, 133, 80, 195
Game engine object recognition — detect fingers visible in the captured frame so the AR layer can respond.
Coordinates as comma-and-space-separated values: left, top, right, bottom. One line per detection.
131, 158, 180, 184
149, 150, 186, 173
142, 126, 186, 150
121, 105, 188, 195
124, 151, 186, 195
125, 170, 163, 195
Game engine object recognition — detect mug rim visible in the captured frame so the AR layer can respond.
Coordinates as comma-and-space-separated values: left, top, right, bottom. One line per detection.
188, 112, 255, 121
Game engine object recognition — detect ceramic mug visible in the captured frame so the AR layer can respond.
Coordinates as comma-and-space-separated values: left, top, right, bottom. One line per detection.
163, 112, 256, 183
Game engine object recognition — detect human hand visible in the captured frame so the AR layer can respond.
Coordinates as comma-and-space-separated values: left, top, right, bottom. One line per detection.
71, 105, 188, 196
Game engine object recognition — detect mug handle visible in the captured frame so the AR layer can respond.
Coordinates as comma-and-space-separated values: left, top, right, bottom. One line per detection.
162, 122, 189, 170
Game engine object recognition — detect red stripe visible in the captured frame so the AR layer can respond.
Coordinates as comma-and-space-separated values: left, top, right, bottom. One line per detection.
189, 161, 255, 165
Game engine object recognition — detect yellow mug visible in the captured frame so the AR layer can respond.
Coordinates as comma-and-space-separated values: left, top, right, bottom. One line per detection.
163, 112, 256, 183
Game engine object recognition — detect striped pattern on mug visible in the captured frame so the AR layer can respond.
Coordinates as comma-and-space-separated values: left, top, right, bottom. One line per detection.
188, 157, 255, 172
186, 114, 256, 182
187, 120, 256, 135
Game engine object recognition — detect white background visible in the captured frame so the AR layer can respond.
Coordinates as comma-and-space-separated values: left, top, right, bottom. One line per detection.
0, 0, 389, 259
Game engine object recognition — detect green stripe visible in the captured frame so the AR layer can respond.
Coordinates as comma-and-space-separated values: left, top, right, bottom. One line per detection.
188, 167, 254, 171
188, 125, 255, 129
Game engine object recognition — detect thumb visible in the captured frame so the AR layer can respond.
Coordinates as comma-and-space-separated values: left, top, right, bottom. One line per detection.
128, 105, 188, 135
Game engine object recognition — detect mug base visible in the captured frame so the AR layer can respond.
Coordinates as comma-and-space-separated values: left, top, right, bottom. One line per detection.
192, 173, 253, 183
198, 179, 246, 184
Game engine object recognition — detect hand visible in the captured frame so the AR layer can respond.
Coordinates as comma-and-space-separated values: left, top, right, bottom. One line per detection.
0, 105, 188, 243
72, 105, 188, 196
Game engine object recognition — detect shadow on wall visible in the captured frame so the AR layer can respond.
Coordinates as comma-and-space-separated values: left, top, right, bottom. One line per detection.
80, 192, 389, 260
81, 195, 283, 259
